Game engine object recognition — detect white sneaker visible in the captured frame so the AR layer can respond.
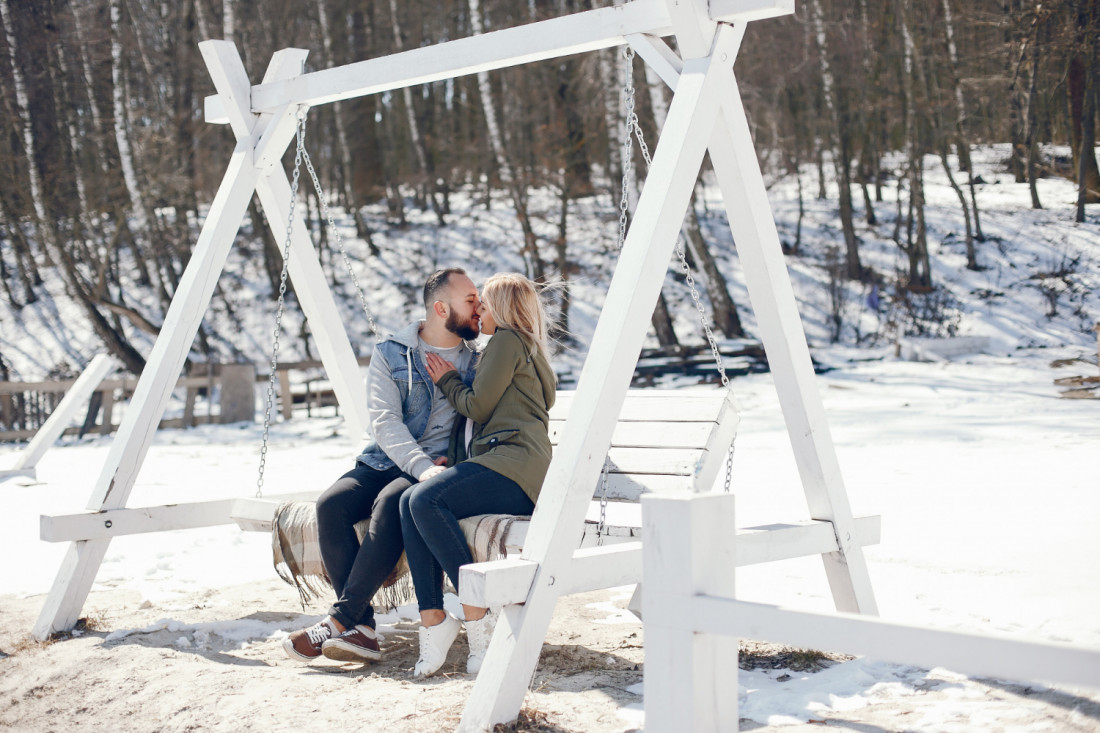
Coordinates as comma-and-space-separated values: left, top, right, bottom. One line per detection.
413, 613, 461, 678
464, 610, 497, 675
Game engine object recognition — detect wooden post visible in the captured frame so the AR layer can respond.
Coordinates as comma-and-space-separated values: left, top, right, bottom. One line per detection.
642, 493, 738, 732
99, 388, 115, 436
277, 368, 294, 421
31, 45, 302, 641
217, 363, 256, 424
706, 67, 878, 614
458, 22, 743, 732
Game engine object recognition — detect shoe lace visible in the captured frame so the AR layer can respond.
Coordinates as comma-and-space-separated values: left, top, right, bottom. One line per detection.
306, 622, 331, 645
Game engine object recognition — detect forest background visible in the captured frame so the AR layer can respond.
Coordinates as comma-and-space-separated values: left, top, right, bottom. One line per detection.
0, 0, 1098, 381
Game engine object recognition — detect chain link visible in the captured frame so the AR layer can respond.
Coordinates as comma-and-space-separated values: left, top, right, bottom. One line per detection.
256, 109, 308, 499
256, 108, 382, 499
300, 137, 380, 339
596, 458, 611, 545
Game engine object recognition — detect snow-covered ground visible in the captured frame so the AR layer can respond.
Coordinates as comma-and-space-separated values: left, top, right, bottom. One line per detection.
2, 350, 1098, 728
1, 144, 1098, 728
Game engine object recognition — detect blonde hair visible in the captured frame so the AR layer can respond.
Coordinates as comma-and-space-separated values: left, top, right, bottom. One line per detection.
481, 273, 550, 360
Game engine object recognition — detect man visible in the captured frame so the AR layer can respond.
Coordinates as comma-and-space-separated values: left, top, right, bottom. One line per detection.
283, 268, 481, 663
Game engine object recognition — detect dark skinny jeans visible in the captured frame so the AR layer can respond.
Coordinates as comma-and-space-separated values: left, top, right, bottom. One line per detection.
399, 462, 534, 612
315, 462, 414, 630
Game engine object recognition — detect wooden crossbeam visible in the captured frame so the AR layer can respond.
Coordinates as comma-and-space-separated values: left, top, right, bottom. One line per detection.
705, 600, 1100, 691
203, 0, 790, 123
459, 516, 882, 608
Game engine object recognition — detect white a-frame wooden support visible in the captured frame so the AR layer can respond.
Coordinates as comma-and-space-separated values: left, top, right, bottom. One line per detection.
34, 1, 877, 730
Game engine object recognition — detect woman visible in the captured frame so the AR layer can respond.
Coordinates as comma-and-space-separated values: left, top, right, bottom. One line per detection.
399, 272, 557, 678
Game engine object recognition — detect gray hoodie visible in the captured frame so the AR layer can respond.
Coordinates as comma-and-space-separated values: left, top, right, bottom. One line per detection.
357, 321, 477, 478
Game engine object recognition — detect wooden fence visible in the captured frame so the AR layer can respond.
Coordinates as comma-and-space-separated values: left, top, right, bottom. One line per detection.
640, 493, 1100, 731
0, 357, 370, 443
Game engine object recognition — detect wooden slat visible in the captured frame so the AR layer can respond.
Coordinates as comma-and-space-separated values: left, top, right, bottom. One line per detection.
605, 446, 699, 476
549, 419, 713, 448
41, 491, 325, 542
459, 514, 882, 606
550, 390, 728, 422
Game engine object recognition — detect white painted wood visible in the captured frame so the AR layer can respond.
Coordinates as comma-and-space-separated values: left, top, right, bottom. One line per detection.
254, 160, 371, 438
254, 48, 311, 170
693, 386, 741, 492
550, 389, 729, 421
678, 598, 1100, 691
459, 30, 741, 730
33, 42, 304, 641
204, 0, 787, 120
13, 354, 118, 471
626, 33, 682, 91
459, 558, 538, 609
41, 500, 242, 542
706, 69, 878, 614
642, 493, 739, 732
549, 419, 714, 448
38, 492, 326, 542
661, 0, 717, 60
33, 145, 264, 642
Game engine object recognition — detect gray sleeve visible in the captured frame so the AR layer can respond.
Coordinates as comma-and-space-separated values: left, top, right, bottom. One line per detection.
366, 350, 436, 479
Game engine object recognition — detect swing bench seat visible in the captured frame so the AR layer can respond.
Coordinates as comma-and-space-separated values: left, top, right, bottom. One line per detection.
39, 389, 879, 605
235, 387, 880, 608
456, 388, 881, 609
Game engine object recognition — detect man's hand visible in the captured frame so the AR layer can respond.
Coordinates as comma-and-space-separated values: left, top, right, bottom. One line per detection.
419, 464, 447, 481
425, 352, 458, 383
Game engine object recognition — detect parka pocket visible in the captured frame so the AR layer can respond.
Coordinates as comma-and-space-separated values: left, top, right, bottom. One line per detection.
472, 428, 520, 455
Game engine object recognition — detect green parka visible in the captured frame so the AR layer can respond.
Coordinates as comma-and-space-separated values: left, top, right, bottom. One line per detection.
437, 327, 557, 504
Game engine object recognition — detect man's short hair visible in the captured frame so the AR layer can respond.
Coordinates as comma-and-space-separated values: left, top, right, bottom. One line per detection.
423, 267, 468, 310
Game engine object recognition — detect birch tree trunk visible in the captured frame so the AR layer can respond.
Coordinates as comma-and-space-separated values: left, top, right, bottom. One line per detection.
1068, 0, 1100, 215
899, 2, 932, 288
807, 0, 862, 280
598, 46, 623, 204
316, 0, 377, 252
467, 0, 543, 280
1025, 8, 1042, 210
856, 0, 878, 224
0, 0, 59, 262
387, 0, 446, 226
222, 0, 235, 41
193, 0, 212, 39
110, 0, 151, 248
1005, 0, 1027, 182
940, 0, 984, 242
1, 0, 145, 373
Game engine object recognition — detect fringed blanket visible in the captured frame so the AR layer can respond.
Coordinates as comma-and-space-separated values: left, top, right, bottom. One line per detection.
272, 497, 527, 611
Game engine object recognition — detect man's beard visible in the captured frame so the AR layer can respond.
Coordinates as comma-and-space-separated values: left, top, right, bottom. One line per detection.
445, 309, 479, 340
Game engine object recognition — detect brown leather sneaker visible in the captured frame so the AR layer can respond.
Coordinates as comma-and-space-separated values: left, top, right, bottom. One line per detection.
321, 624, 382, 662
283, 618, 339, 661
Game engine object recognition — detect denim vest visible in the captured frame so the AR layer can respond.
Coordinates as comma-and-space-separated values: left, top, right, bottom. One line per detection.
357, 334, 477, 471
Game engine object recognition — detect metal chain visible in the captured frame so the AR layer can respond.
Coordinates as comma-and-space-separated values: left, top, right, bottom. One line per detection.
596, 458, 611, 545
618, 55, 735, 493
299, 136, 380, 338
616, 48, 638, 254
256, 109, 308, 499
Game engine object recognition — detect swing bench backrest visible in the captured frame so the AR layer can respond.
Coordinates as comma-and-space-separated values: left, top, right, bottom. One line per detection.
478, 387, 741, 551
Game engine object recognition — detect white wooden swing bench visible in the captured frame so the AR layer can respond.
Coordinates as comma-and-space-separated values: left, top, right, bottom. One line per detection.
227, 386, 880, 608
40, 387, 878, 608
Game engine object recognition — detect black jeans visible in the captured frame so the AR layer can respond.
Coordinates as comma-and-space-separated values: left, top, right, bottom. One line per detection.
316, 462, 414, 630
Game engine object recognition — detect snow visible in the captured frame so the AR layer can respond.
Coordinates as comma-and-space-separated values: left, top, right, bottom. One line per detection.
1, 143, 1098, 727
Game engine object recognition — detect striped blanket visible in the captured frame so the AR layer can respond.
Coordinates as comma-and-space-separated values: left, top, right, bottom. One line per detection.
271, 486, 525, 611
